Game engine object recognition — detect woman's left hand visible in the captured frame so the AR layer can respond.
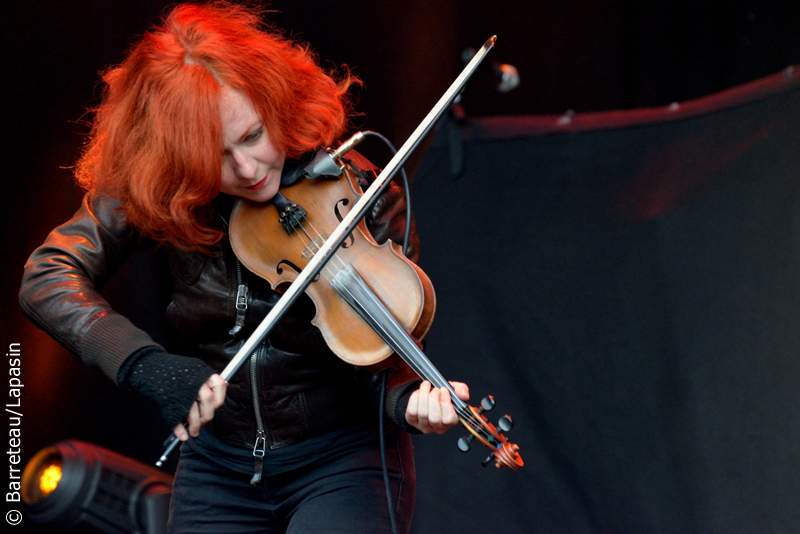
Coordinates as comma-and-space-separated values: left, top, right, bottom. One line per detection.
406, 380, 469, 434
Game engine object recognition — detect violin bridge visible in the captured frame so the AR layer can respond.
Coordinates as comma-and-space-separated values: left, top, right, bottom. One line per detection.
302, 234, 329, 261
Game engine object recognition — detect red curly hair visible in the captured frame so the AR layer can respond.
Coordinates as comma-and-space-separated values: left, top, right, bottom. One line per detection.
76, 2, 356, 250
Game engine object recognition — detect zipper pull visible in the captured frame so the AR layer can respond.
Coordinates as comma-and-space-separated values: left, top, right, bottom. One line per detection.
252, 429, 266, 458
250, 429, 266, 486
229, 283, 248, 335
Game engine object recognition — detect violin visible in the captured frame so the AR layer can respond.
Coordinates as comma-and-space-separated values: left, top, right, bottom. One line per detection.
229, 153, 523, 471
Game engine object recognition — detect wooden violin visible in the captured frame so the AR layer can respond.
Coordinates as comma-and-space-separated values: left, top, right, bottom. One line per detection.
229, 155, 523, 471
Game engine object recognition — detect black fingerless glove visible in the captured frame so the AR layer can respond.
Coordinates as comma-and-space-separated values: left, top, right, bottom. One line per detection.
118, 347, 217, 429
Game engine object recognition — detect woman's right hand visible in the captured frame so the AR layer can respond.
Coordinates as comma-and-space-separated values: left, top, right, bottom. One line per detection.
173, 373, 228, 441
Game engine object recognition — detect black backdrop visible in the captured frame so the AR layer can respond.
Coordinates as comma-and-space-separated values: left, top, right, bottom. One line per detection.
4, 1, 800, 533
412, 71, 800, 533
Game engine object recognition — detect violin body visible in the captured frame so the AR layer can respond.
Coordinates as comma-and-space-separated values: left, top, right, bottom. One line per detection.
230, 165, 435, 367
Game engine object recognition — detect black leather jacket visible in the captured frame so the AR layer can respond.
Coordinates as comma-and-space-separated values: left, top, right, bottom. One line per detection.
19, 154, 421, 451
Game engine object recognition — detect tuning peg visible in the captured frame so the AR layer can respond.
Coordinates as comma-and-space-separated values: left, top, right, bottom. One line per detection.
458, 434, 475, 452
479, 395, 496, 414
498, 415, 514, 433
481, 453, 494, 468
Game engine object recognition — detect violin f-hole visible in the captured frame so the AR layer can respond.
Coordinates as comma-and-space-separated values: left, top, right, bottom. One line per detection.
277, 259, 320, 282
334, 199, 354, 248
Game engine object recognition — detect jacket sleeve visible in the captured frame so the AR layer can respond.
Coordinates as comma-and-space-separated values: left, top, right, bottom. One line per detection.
19, 194, 162, 384
357, 361, 422, 433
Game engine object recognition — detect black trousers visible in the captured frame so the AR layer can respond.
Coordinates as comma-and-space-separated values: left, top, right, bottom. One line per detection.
167, 430, 416, 533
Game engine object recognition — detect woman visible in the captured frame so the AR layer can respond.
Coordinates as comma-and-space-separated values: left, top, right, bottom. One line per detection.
19, 3, 468, 533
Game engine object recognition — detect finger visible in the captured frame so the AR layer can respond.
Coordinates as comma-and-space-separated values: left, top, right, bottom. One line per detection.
416, 381, 432, 429
173, 422, 188, 441
213, 381, 227, 408
405, 389, 420, 426
207, 373, 226, 389
206, 374, 228, 408
439, 387, 459, 428
450, 381, 470, 401
195, 385, 216, 424
425, 386, 444, 430
196, 372, 228, 423
186, 399, 201, 437
428, 387, 459, 434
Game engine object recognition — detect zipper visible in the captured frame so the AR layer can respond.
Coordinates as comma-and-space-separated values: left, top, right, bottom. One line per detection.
221, 214, 264, 483
221, 212, 265, 484
249, 344, 267, 485
229, 259, 248, 336
218, 212, 248, 337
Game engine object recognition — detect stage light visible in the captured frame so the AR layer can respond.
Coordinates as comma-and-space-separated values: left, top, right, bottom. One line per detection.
22, 440, 173, 534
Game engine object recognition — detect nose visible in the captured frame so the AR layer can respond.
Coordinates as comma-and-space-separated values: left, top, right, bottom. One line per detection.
232, 149, 258, 179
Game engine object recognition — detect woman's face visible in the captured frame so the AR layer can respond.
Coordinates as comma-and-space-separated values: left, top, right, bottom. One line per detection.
219, 88, 285, 202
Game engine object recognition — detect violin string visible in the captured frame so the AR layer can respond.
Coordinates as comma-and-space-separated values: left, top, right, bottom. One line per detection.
289, 217, 346, 284
300, 216, 348, 277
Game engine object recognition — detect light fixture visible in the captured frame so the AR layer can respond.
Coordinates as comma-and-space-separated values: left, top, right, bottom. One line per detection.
22, 440, 173, 534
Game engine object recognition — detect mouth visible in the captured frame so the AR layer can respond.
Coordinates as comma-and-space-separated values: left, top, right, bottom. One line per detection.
245, 176, 268, 191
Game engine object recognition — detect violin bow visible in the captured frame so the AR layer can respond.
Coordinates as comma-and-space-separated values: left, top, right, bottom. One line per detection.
157, 36, 498, 467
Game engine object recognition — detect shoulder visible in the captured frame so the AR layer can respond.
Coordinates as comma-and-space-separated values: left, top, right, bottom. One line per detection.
74, 194, 132, 237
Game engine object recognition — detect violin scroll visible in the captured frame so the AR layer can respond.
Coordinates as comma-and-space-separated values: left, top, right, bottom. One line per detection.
458, 395, 523, 471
